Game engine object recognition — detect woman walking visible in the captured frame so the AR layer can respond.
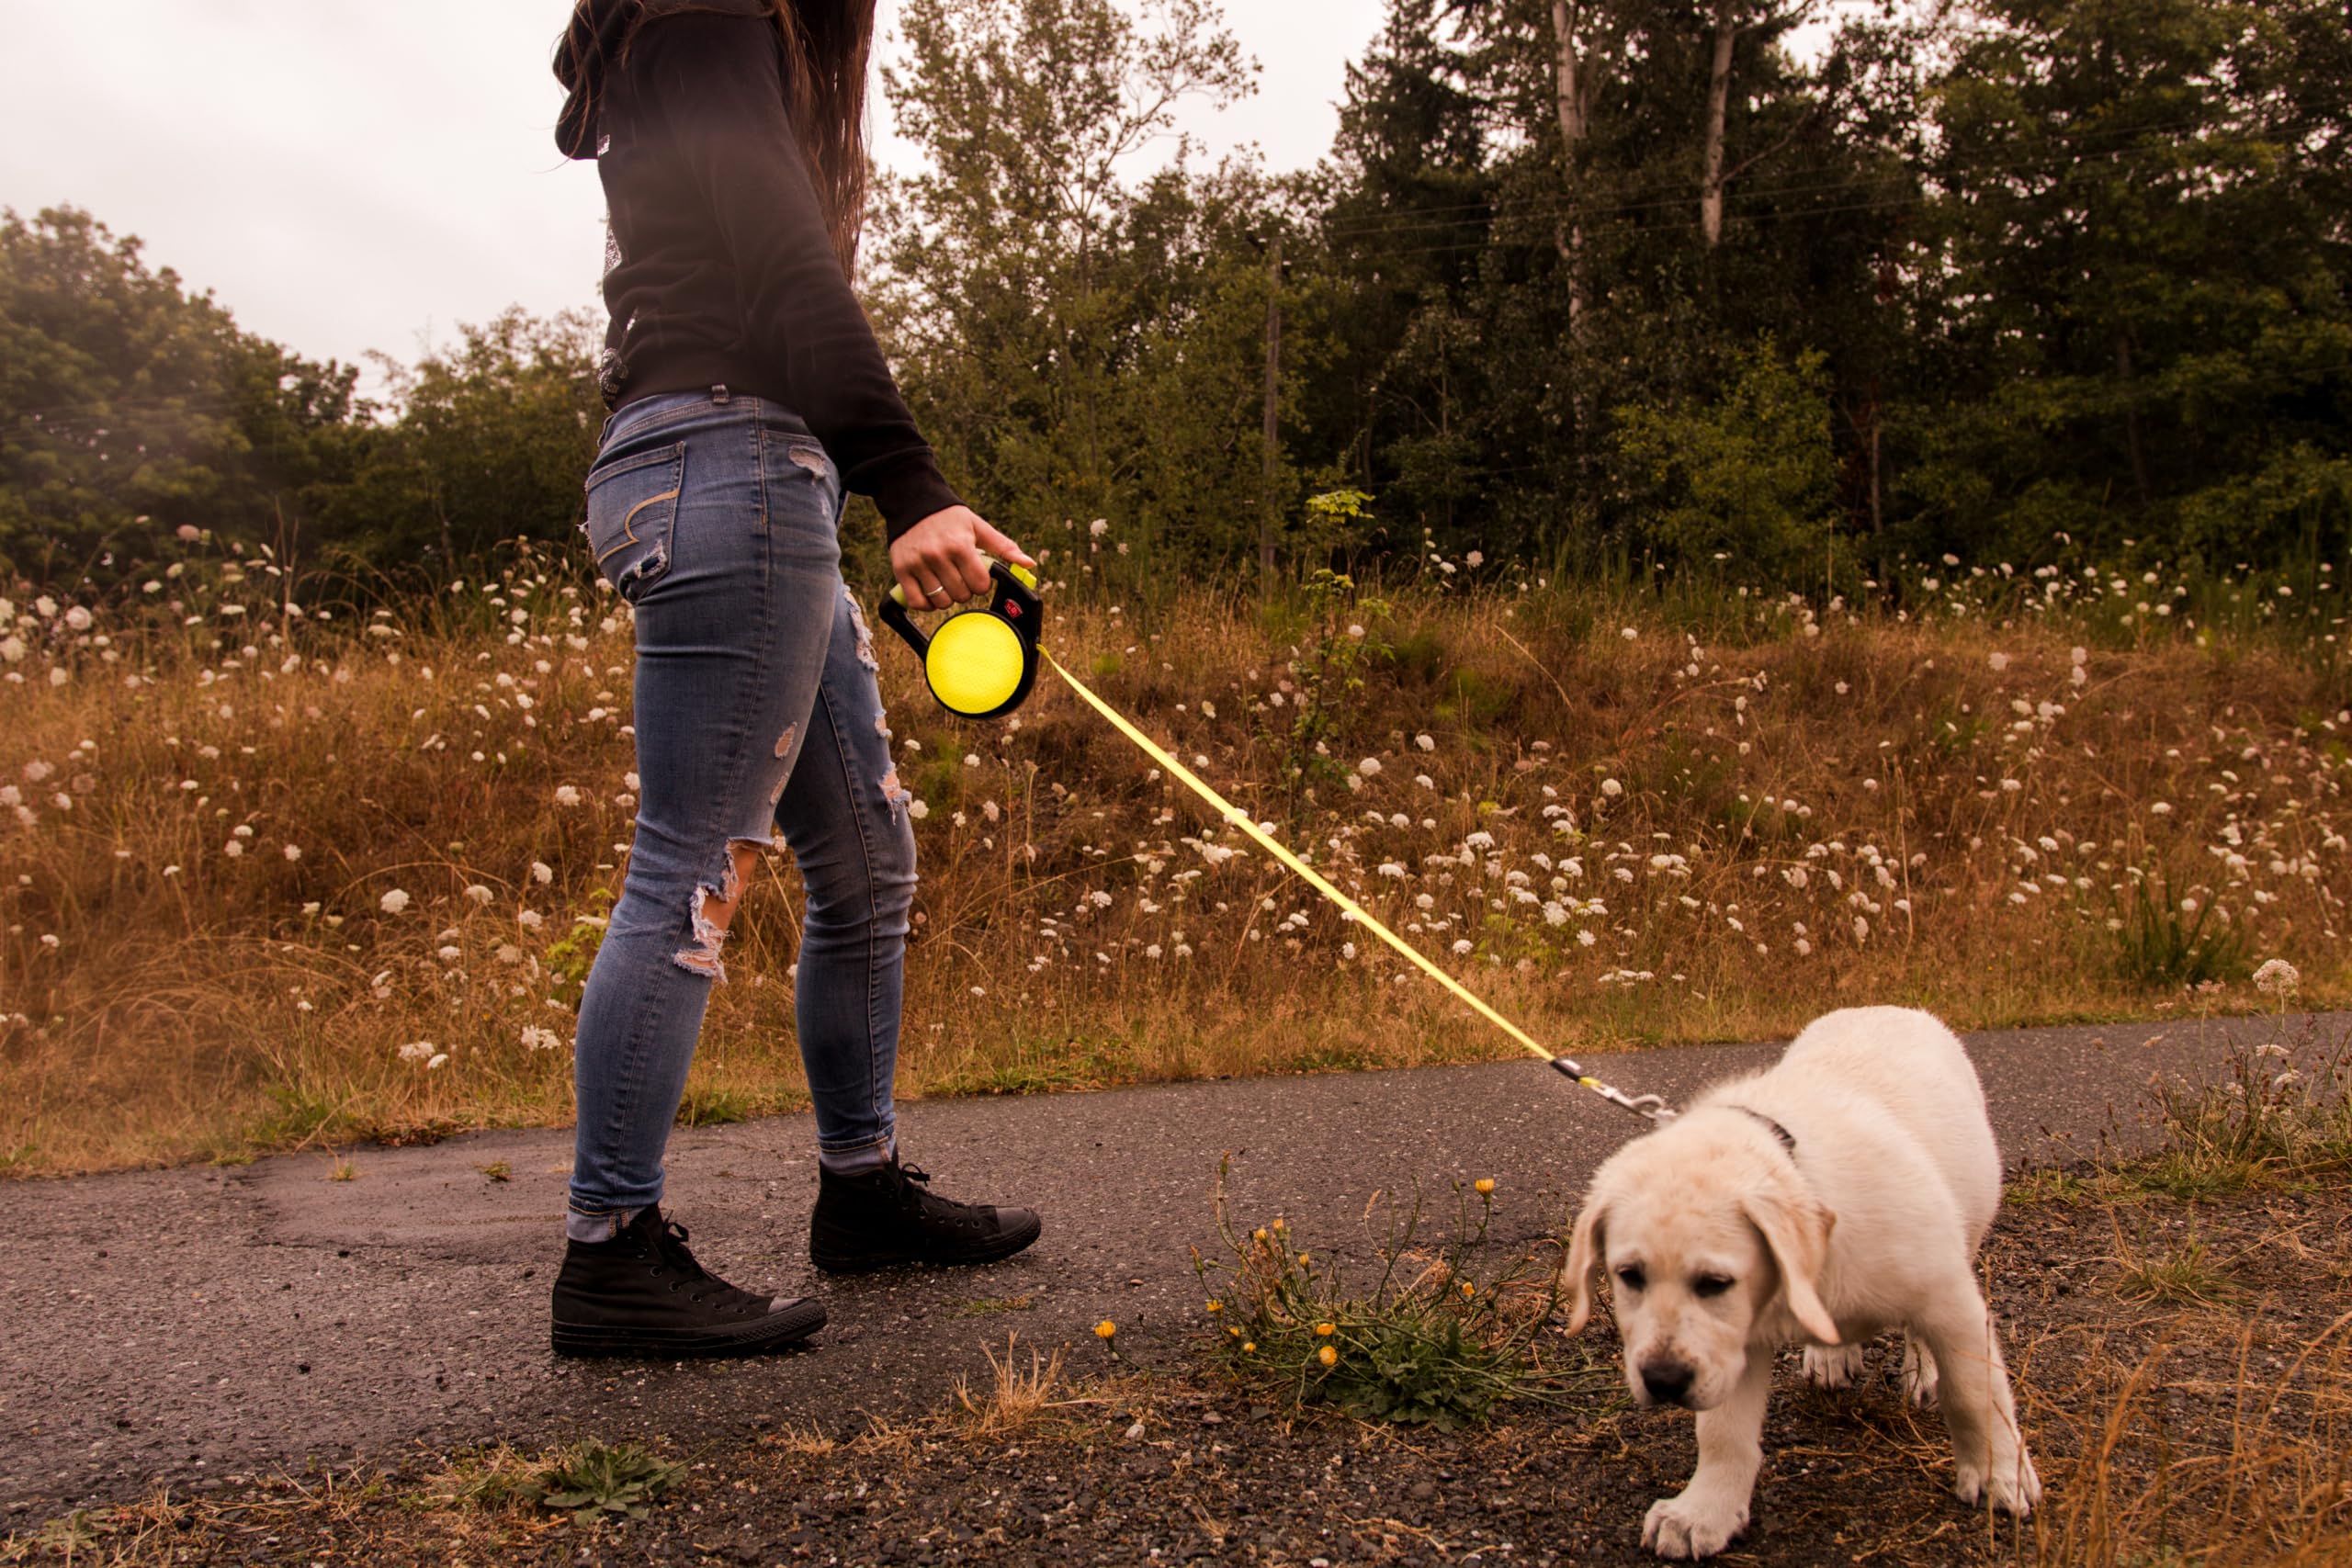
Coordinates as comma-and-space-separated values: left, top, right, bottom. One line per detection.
548, 0, 1040, 1358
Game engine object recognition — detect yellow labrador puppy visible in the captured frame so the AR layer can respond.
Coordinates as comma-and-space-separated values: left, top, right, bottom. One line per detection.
1564, 1006, 2039, 1558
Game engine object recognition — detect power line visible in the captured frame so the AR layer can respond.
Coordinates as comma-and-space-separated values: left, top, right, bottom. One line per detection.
1313, 127, 2306, 247
1308, 106, 2264, 239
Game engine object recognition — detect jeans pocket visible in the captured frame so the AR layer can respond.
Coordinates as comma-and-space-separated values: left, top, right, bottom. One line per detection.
583, 442, 684, 604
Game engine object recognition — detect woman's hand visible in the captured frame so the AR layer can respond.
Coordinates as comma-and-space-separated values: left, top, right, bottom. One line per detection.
889, 505, 1035, 609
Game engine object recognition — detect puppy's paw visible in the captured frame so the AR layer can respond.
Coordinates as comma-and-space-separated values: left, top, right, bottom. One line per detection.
1900, 1333, 1939, 1409
1803, 1342, 1867, 1391
1953, 1446, 2041, 1517
1643, 1493, 1749, 1560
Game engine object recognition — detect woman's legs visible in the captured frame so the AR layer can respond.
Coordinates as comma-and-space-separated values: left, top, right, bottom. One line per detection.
568, 393, 844, 1240
561, 388, 1039, 1312
773, 584, 919, 1170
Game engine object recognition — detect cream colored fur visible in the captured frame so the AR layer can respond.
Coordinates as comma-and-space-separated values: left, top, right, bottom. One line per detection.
1562, 1007, 2040, 1559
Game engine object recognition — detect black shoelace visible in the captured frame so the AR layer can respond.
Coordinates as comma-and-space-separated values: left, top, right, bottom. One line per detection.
896, 1165, 985, 1233
650, 1219, 763, 1312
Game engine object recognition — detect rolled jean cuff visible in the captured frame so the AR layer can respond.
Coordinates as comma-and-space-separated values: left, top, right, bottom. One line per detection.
565, 1202, 640, 1243
816, 1132, 895, 1175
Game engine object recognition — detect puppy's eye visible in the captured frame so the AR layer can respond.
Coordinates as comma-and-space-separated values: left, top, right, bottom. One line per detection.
1692, 1274, 1735, 1299
1614, 1265, 1646, 1292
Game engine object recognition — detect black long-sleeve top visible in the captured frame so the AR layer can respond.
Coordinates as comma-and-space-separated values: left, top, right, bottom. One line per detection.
555, 0, 959, 539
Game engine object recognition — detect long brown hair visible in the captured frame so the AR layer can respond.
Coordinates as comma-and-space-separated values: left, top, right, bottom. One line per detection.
558, 0, 875, 278
764, 0, 875, 277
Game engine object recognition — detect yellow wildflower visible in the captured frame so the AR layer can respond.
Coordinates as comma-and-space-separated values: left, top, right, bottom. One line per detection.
1314, 1322, 1335, 1337
1095, 1320, 1117, 1340
1475, 1178, 1496, 1195
1317, 1345, 1338, 1368
1242, 1341, 1256, 1354
1205, 1300, 1223, 1314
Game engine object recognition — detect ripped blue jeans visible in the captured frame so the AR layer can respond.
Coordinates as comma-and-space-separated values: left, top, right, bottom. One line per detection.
568, 388, 917, 1238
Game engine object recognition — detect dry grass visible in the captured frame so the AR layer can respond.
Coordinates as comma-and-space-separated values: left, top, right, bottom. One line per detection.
953, 1334, 1074, 1438
2024, 1315, 2352, 1566
5, 540, 2352, 1173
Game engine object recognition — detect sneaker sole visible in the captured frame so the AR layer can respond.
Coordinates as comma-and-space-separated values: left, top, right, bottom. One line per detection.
550, 1296, 828, 1359
809, 1212, 1043, 1275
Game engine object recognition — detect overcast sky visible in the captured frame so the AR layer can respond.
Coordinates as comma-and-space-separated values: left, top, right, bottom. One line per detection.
0, 0, 1386, 385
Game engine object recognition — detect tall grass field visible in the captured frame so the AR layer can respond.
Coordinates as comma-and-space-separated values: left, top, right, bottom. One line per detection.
4, 533, 2348, 1174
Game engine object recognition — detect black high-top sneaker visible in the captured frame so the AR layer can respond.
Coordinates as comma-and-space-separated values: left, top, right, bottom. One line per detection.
551, 1205, 826, 1358
808, 1156, 1042, 1274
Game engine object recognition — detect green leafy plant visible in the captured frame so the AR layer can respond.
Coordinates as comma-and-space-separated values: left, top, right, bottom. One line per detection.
2109, 1221, 2242, 1308
2109, 867, 2248, 988
673, 1087, 756, 1127
543, 890, 616, 1001
519, 1440, 684, 1527
1193, 1158, 1604, 1429
2008, 999, 2352, 1205
1261, 569, 1391, 828
2141, 1004, 2352, 1197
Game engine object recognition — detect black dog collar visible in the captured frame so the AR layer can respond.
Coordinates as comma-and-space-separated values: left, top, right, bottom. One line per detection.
1729, 1106, 1797, 1156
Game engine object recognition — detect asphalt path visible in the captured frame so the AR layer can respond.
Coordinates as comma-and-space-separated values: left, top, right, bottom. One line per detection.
4, 1009, 2331, 1515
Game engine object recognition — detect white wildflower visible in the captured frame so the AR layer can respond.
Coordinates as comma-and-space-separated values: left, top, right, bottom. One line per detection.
379, 888, 412, 915
2253, 958, 2301, 998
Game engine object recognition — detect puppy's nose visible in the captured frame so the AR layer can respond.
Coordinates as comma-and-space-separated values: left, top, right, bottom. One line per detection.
1640, 1360, 1695, 1406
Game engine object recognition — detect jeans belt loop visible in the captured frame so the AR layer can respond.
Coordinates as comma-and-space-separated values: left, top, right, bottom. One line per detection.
711, 383, 730, 405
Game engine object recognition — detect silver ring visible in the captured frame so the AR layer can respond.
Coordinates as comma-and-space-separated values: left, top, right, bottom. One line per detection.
923, 584, 950, 599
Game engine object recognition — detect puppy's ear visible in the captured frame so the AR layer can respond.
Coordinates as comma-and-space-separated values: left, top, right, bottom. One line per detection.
1560, 1198, 1607, 1335
1742, 1189, 1839, 1344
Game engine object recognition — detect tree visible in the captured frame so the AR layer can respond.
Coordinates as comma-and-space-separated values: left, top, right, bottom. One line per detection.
1903, 0, 2352, 567
1613, 335, 1838, 579
326, 309, 604, 575
868, 0, 1271, 577
0, 206, 358, 588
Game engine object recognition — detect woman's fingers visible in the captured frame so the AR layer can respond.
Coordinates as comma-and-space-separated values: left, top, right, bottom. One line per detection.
888, 506, 1034, 606
950, 537, 995, 598
974, 517, 1035, 570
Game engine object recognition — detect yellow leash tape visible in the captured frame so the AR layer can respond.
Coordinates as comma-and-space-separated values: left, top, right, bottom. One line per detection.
1040, 649, 1671, 1122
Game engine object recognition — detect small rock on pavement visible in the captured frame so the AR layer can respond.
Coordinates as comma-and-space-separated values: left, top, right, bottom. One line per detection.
1125, 1420, 1145, 1440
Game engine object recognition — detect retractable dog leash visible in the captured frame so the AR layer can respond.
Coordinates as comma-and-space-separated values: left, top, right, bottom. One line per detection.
879, 558, 1674, 1123
879, 558, 1043, 720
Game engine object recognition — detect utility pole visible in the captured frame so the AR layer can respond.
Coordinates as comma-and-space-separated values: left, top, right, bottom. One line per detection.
1260, 234, 1282, 592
